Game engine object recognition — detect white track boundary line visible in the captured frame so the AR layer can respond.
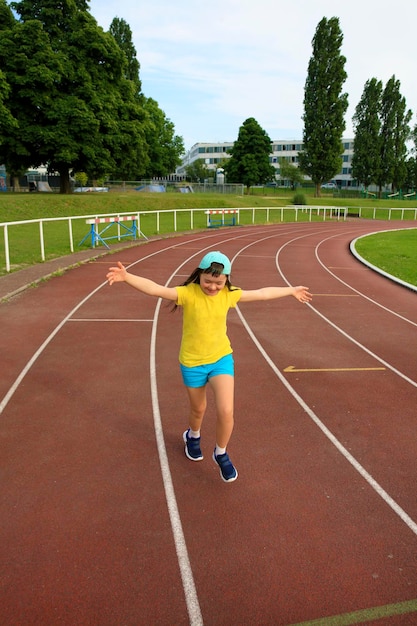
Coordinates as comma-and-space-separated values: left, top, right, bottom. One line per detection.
236, 305, 417, 537
150, 297, 203, 626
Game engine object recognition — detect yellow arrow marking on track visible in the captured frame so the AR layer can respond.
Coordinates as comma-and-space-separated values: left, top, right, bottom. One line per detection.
284, 365, 386, 373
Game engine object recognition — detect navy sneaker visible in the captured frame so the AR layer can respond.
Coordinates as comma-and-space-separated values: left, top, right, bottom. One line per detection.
183, 429, 203, 461
212, 450, 238, 482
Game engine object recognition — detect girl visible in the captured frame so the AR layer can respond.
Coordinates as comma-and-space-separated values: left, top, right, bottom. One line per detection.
106, 251, 312, 483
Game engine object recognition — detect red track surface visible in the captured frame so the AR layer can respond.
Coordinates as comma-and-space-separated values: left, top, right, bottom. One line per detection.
1, 220, 417, 625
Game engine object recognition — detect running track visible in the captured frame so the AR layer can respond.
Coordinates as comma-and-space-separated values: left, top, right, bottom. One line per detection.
1, 220, 416, 625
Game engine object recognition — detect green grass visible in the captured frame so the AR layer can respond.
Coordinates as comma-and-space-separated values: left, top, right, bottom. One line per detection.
1, 190, 417, 279
354, 229, 417, 287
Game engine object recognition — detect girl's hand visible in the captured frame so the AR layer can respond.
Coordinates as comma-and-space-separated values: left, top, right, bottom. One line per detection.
106, 261, 127, 285
293, 286, 313, 304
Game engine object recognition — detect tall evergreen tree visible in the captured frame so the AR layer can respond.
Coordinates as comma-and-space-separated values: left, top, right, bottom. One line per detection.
298, 17, 348, 196
376, 75, 412, 193
225, 117, 275, 191
387, 76, 411, 193
351, 78, 383, 189
405, 121, 417, 191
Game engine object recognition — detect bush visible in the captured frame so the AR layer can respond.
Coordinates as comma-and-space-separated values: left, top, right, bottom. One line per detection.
293, 192, 307, 205
74, 172, 88, 187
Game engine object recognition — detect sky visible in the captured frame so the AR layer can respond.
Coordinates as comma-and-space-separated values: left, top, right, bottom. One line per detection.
89, 0, 417, 152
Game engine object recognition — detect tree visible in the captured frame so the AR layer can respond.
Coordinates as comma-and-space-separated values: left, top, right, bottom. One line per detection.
109, 17, 141, 90
142, 98, 184, 178
0, 69, 17, 140
298, 17, 348, 196
184, 158, 210, 183
351, 78, 383, 189
380, 76, 411, 193
405, 121, 417, 191
278, 158, 305, 189
404, 156, 417, 192
0, 11, 64, 185
4, 0, 149, 191
109, 16, 184, 180
225, 117, 275, 192
352, 75, 411, 195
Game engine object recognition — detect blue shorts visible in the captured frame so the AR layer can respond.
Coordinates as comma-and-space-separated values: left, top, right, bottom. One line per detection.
180, 353, 234, 388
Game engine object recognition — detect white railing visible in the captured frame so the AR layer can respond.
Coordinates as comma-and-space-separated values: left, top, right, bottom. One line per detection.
2, 205, 417, 274
356, 206, 417, 220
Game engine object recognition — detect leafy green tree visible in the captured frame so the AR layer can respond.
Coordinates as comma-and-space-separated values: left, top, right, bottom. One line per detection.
351, 78, 383, 189
0, 69, 17, 138
278, 157, 305, 189
0, 0, 14, 30
142, 98, 184, 178
0, 11, 64, 184
404, 156, 417, 192
109, 16, 183, 180
3, 0, 149, 191
184, 158, 210, 183
376, 75, 412, 193
109, 17, 141, 90
405, 122, 417, 191
298, 17, 348, 196
225, 117, 275, 191
385, 76, 411, 193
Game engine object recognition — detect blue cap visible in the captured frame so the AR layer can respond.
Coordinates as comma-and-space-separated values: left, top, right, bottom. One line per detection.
199, 251, 231, 275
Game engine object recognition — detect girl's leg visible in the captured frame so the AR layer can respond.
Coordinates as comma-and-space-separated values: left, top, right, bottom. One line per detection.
185, 385, 207, 432
209, 374, 234, 449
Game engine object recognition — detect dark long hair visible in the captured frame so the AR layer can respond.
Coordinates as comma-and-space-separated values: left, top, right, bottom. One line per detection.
171, 261, 239, 311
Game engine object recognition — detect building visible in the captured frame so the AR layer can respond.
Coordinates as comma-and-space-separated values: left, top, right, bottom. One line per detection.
177, 139, 356, 188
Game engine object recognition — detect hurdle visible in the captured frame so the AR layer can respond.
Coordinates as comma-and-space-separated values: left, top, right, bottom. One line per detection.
79, 215, 147, 249
205, 209, 239, 228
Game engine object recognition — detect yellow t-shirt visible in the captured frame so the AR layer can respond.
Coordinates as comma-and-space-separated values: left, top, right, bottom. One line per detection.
175, 283, 242, 367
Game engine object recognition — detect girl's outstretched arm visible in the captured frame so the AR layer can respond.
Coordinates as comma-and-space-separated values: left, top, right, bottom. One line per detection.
106, 262, 178, 301
239, 285, 312, 304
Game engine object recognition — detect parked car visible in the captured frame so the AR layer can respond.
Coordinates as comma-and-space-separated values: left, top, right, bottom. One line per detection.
321, 182, 337, 189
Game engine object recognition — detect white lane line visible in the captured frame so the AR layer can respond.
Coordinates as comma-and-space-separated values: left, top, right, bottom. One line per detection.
0, 283, 104, 415
150, 296, 203, 626
299, 302, 417, 388
272, 231, 417, 387
235, 304, 417, 538
315, 231, 417, 327
69, 318, 154, 322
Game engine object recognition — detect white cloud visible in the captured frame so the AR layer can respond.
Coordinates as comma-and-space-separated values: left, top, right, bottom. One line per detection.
90, 0, 417, 149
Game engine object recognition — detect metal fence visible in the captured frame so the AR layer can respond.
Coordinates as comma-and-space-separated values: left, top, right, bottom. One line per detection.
1, 205, 417, 274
